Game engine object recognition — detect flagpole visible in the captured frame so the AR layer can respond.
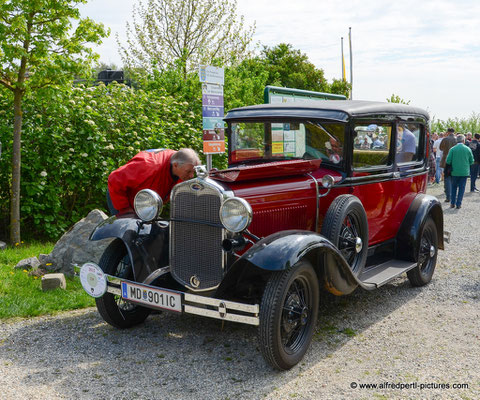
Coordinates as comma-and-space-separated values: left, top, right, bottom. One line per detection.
341, 37, 345, 81
349, 27, 353, 99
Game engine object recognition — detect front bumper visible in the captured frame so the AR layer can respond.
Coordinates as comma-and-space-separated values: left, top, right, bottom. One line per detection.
73, 265, 260, 326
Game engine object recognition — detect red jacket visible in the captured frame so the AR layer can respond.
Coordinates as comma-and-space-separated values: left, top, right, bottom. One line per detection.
108, 150, 180, 213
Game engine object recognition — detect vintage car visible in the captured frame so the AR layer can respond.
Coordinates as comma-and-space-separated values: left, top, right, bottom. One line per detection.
77, 100, 446, 370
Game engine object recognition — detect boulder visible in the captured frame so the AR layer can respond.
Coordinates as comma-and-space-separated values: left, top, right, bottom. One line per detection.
15, 256, 40, 270
41, 273, 66, 291
0, 241, 6, 251
44, 209, 113, 275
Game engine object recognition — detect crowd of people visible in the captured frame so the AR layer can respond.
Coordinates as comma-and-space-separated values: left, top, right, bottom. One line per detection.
431, 129, 480, 209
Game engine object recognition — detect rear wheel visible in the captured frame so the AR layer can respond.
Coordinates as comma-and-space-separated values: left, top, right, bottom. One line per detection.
321, 195, 368, 276
95, 240, 151, 328
259, 260, 319, 370
407, 217, 438, 286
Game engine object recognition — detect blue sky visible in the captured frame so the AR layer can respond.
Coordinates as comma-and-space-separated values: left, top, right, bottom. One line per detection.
78, 0, 480, 123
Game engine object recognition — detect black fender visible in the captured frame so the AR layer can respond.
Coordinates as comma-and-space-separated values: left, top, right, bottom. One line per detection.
215, 230, 360, 298
90, 216, 169, 283
395, 194, 444, 262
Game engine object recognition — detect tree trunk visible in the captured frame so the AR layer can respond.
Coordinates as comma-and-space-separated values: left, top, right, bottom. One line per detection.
10, 89, 23, 244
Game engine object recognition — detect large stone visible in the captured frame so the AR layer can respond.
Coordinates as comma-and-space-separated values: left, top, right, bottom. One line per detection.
15, 256, 40, 270
0, 241, 6, 251
41, 273, 66, 291
45, 209, 113, 275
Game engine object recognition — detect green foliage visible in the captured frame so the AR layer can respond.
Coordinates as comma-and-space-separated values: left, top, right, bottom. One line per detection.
261, 43, 329, 93
386, 94, 411, 104
0, 242, 95, 319
431, 112, 480, 134
119, 0, 255, 77
0, 83, 203, 240
0, 0, 108, 93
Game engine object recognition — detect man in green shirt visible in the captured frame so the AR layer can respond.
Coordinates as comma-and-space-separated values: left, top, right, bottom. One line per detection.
446, 134, 474, 209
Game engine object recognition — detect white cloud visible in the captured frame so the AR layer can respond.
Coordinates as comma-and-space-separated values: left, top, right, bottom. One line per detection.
79, 0, 480, 121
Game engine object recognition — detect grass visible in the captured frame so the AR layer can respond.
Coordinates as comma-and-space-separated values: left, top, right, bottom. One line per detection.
0, 242, 95, 320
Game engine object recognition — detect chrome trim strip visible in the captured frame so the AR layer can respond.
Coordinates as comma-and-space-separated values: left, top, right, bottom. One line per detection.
306, 173, 319, 233
184, 305, 259, 326
184, 293, 259, 314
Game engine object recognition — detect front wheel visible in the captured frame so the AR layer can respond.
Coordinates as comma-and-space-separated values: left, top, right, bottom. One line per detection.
258, 260, 319, 370
95, 240, 151, 328
407, 217, 438, 286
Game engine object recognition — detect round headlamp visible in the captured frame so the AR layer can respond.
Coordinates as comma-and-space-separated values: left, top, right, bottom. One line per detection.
219, 197, 252, 233
322, 175, 335, 189
134, 189, 163, 222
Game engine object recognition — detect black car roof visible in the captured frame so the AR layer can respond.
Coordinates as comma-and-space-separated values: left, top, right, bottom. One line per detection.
224, 100, 430, 122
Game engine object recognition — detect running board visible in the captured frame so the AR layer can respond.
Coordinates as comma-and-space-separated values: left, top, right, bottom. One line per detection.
358, 259, 417, 289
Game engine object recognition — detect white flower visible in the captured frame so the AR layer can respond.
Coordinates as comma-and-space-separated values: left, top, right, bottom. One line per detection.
69, 148, 75, 152
105, 144, 114, 150
81, 153, 88, 157
65, 127, 71, 133
40, 171, 47, 177
40, 181, 45, 186
102, 161, 107, 166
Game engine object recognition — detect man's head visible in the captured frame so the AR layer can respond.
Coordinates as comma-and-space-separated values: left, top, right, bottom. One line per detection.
171, 148, 201, 181
447, 128, 455, 136
456, 134, 465, 144
475, 133, 480, 140
466, 132, 472, 140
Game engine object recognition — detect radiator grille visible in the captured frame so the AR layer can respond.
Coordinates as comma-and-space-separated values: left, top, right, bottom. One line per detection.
170, 181, 224, 291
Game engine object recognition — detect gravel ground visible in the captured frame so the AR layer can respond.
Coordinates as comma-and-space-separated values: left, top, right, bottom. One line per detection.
1, 184, 479, 400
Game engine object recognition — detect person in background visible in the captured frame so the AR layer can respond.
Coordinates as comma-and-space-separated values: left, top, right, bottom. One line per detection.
468, 133, 480, 192
465, 132, 473, 145
396, 124, 416, 162
446, 134, 474, 209
433, 132, 444, 184
107, 148, 201, 216
439, 128, 457, 203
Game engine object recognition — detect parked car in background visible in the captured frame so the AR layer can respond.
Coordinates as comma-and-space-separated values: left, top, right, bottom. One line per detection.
77, 100, 445, 370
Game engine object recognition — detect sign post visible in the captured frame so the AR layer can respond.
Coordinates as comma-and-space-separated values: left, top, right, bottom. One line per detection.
199, 65, 225, 171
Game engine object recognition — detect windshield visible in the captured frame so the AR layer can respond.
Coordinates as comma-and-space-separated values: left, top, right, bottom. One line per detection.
229, 121, 345, 166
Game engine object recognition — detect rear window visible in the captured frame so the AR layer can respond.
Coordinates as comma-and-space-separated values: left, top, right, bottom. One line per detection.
229, 121, 346, 166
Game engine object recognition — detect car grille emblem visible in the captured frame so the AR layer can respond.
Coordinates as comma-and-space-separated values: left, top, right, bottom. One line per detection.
190, 183, 203, 191
190, 275, 200, 288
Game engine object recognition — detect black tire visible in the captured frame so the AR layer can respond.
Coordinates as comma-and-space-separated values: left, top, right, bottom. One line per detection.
407, 217, 438, 286
95, 240, 151, 328
321, 194, 368, 276
259, 260, 319, 370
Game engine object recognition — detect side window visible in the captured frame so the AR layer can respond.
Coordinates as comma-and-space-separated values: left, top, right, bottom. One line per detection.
396, 123, 423, 163
353, 124, 392, 169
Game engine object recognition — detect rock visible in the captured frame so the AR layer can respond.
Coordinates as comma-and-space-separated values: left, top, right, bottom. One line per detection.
45, 209, 113, 275
41, 273, 66, 291
38, 253, 50, 264
15, 257, 40, 270
29, 266, 47, 278
0, 241, 6, 250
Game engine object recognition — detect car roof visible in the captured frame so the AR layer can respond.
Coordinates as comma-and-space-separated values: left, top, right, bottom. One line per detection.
224, 100, 430, 122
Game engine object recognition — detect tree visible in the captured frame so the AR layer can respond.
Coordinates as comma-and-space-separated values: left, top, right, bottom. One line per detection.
386, 94, 410, 105
0, 0, 108, 244
261, 43, 329, 93
118, 0, 255, 79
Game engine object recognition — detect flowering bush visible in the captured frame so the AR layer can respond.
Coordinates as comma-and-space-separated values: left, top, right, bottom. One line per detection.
0, 83, 203, 240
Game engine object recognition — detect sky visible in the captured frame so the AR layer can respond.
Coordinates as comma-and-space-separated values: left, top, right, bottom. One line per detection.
78, 0, 480, 122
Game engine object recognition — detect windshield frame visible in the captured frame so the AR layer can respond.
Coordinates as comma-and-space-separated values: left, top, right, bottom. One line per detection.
227, 118, 347, 170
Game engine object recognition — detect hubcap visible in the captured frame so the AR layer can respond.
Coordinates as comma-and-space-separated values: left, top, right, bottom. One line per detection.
355, 237, 363, 253
429, 245, 436, 258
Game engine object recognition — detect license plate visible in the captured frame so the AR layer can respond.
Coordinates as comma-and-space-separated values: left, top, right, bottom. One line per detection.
121, 282, 182, 313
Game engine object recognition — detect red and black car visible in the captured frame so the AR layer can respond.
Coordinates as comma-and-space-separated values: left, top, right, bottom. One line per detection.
77, 100, 445, 370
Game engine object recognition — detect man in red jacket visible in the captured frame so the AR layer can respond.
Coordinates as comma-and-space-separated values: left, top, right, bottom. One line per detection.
107, 148, 200, 216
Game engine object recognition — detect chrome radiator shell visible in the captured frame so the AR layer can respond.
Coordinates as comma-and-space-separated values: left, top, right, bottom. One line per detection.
169, 178, 227, 291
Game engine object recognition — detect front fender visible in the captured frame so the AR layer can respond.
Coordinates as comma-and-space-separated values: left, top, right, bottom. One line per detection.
90, 216, 169, 283
396, 194, 444, 262
216, 230, 360, 297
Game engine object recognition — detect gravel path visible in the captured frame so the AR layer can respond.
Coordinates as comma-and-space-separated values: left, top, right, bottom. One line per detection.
1, 184, 479, 400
